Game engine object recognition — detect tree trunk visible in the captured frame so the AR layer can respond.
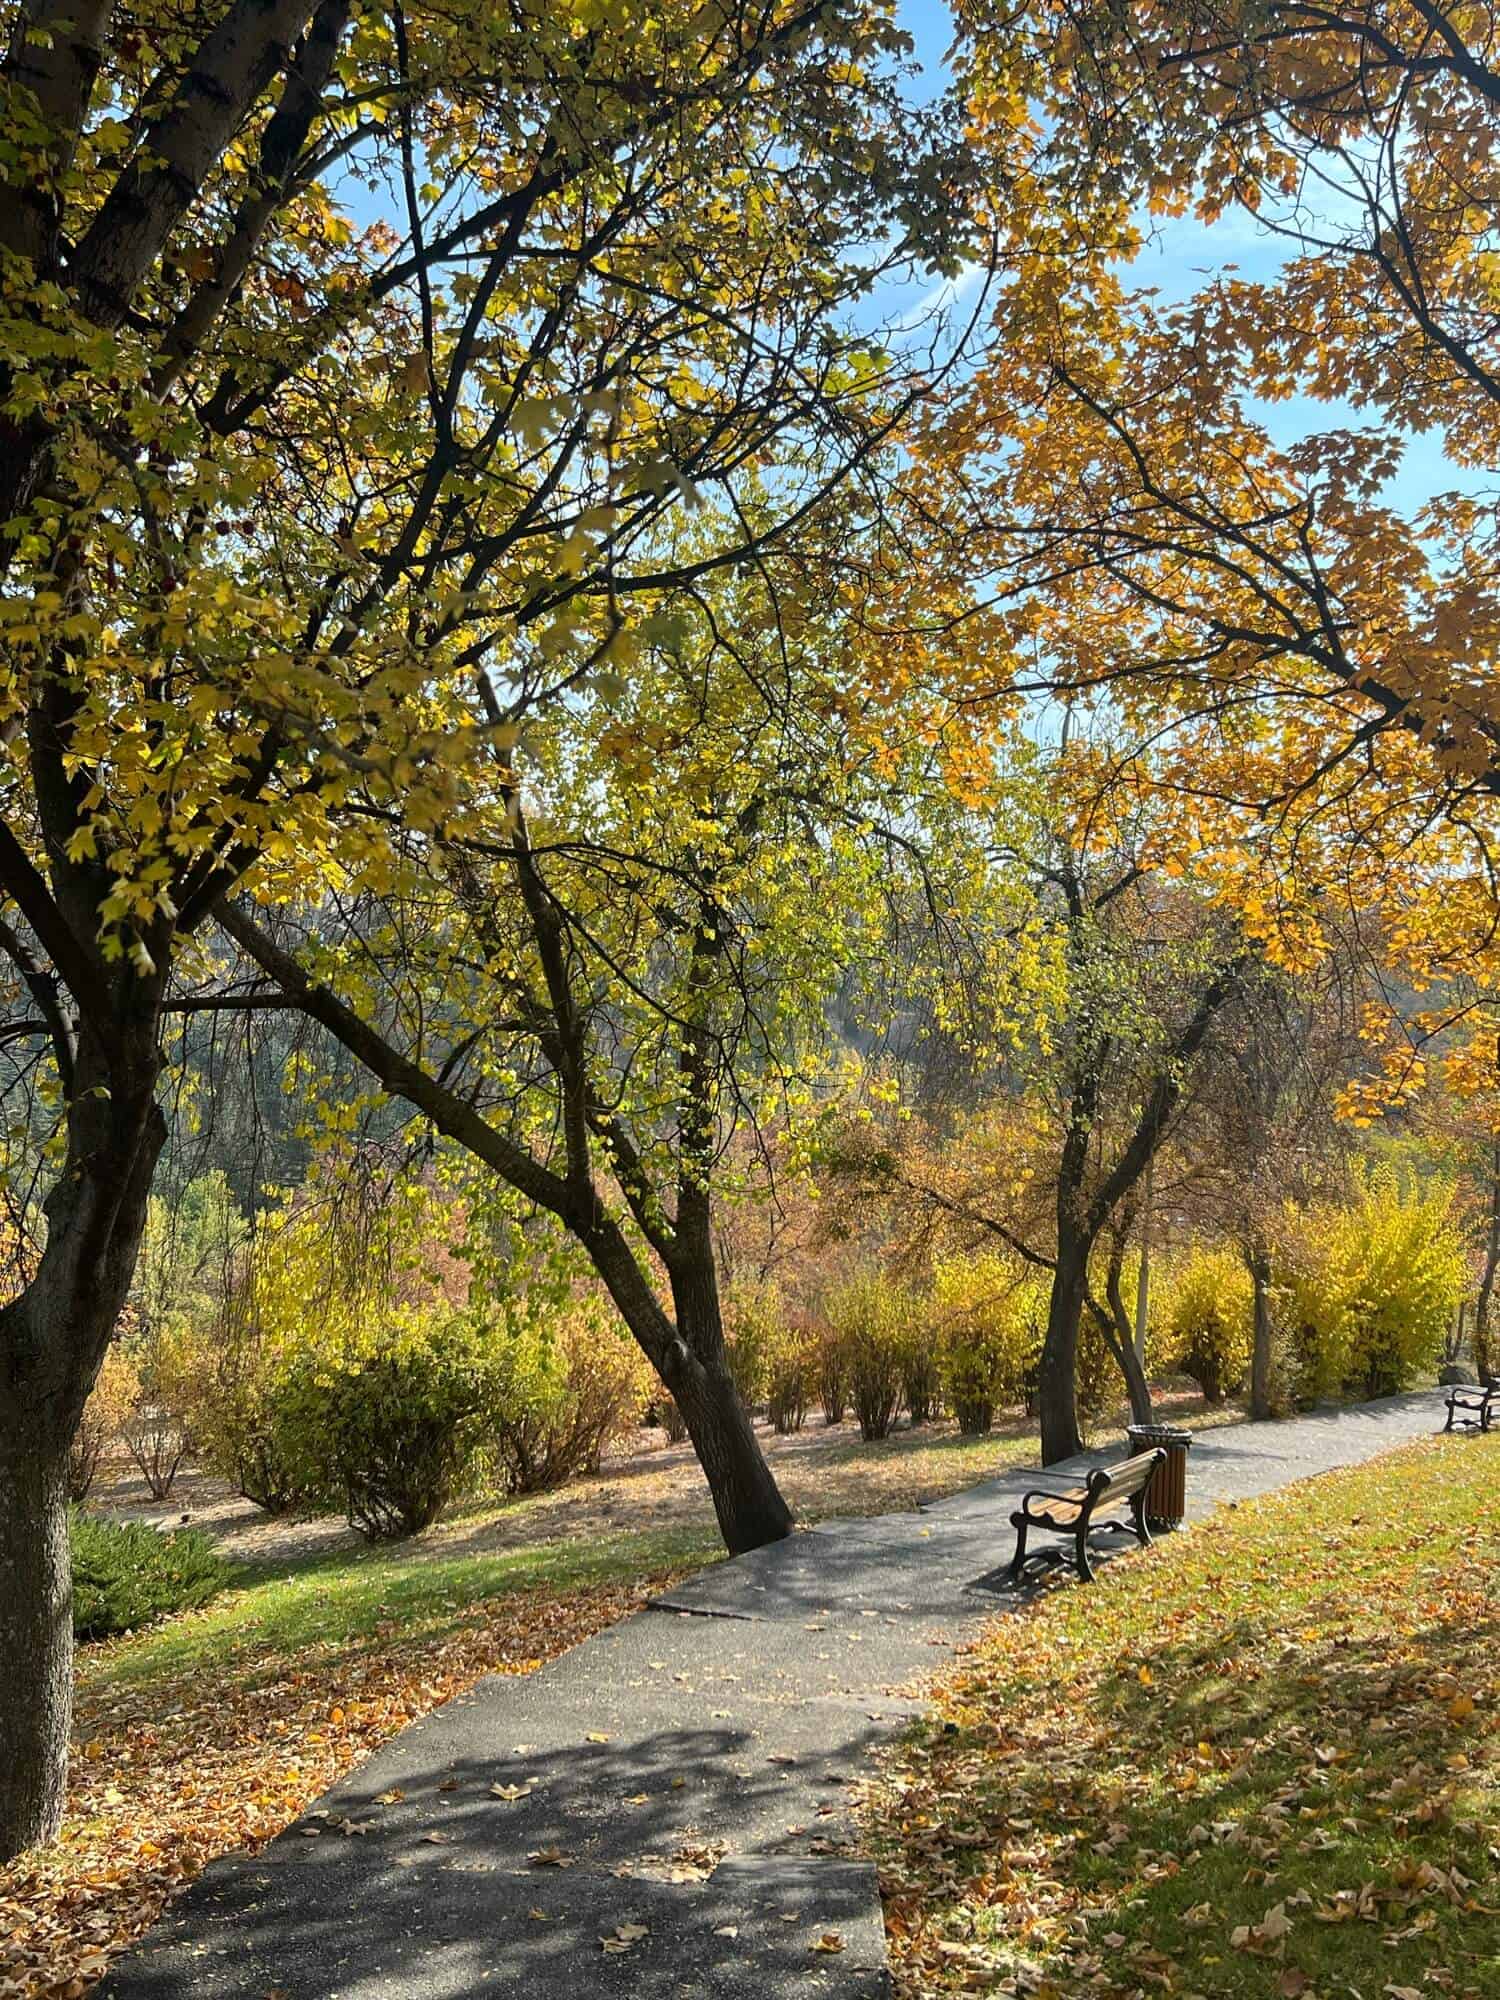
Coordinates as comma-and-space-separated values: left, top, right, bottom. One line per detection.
0, 1418, 72, 1857
1039, 1236, 1088, 1463
668, 1250, 793, 1553
1101, 1245, 1154, 1427
1474, 1139, 1500, 1381
1133, 1155, 1152, 1364
1247, 1239, 1274, 1420
0, 1029, 165, 1861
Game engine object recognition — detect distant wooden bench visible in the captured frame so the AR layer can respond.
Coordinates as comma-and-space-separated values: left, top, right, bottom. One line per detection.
1008, 1447, 1166, 1585
1443, 1376, 1497, 1435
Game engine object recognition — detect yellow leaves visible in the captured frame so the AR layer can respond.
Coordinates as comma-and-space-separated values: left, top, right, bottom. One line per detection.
600, 1922, 649, 1953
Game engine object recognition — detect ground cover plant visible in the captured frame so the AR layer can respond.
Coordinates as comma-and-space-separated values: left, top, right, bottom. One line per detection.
68, 1516, 230, 1643
864, 1434, 1500, 2000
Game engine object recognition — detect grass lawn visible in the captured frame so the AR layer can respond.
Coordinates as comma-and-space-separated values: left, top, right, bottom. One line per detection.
862, 1432, 1500, 2000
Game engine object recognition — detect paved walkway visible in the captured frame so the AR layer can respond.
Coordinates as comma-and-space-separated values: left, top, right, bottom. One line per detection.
100, 1390, 1447, 2000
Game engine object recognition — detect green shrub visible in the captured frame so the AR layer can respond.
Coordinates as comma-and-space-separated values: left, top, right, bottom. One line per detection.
276, 1310, 500, 1539
931, 1252, 1041, 1434
1286, 1171, 1462, 1399
1164, 1247, 1253, 1404
490, 1304, 651, 1493
70, 1512, 230, 1640
827, 1270, 905, 1441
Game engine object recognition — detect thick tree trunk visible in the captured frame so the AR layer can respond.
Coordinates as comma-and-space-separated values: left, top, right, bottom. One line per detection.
668, 1250, 793, 1553
0, 1418, 72, 1856
1247, 1239, 1275, 1420
1039, 1236, 1088, 1464
0, 1029, 165, 1861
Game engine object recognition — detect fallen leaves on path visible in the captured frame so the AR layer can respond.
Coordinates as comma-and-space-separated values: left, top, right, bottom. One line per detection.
0, 1570, 685, 2000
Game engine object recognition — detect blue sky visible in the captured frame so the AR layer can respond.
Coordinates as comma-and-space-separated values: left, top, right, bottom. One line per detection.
893, 0, 1473, 512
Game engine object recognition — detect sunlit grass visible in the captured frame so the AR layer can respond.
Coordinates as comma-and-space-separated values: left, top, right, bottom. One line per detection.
864, 1432, 1500, 2000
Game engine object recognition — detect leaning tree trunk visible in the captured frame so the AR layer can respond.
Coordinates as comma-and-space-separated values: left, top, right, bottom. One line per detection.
1246, 1239, 1275, 1420
0, 1031, 165, 1861
667, 1249, 793, 1552
1099, 1246, 1154, 1428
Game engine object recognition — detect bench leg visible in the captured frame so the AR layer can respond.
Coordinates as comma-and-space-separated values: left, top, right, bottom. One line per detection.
1074, 1526, 1095, 1583
1130, 1490, 1153, 1549
1444, 1400, 1457, 1434
1008, 1517, 1030, 1584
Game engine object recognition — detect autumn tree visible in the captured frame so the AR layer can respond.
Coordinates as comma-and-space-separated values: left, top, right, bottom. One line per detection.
0, 0, 965, 1858
839, 737, 1253, 1459
219, 537, 982, 1551
1173, 962, 1364, 1416
951, 0, 1500, 794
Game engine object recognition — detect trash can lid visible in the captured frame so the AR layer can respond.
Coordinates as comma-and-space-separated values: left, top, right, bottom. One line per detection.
1126, 1423, 1194, 1448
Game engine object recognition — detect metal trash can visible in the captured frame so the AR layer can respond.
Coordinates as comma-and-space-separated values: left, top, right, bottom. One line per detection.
1126, 1423, 1193, 1530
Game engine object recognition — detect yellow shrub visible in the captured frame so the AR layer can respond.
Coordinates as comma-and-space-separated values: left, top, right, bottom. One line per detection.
931, 1251, 1043, 1434
1163, 1247, 1253, 1404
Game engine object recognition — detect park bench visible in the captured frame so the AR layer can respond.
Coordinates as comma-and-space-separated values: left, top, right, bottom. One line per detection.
1443, 1376, 1497, 1435
1008, 1447, 1166, 1585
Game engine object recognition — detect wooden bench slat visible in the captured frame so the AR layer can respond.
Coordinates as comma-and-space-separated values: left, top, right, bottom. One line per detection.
1008, 1445, 1167, 1586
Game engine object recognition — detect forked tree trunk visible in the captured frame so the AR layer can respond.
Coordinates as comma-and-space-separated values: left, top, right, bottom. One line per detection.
1038, 1238, 1088, 1464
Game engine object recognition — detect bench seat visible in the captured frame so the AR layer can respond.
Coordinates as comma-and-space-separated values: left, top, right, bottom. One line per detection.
1008, 1446, 1166, 1585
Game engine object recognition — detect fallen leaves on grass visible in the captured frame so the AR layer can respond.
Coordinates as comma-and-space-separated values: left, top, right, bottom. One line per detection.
863, 1435, 1500, 2000
0, 1570, 686, 2000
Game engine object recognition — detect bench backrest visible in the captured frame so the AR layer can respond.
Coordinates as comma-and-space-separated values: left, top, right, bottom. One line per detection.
1087, 1448, 1163, 1506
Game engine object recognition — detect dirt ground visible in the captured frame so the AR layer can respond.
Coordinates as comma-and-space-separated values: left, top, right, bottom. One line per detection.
87, 1386, 1228, 1574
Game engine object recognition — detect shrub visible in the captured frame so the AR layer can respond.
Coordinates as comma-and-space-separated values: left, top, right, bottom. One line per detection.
899, 1313, 942, 1425
931, 1252, 1042, 1434
69, 1345, 140, 1501
724, 1278, 781, 1411
120, 1173, 249, 1499
815, 1320, 849, 1426
1286, 1172, 1462, 1399
490, 1304, 652, 1494
70, 1512, 229, 1640
119, 1321, 204, 1501
764, 1321, 815, 1435
827, 1270, 905, 1441
276, 1311, 502, 1539
194, 1300, 332, 1515
1164, 1247, 1253, 1404
655, 1394, 690, 1443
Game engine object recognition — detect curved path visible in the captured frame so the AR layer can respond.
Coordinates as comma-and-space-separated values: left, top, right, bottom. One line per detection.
100, 1390, 1448, 2000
